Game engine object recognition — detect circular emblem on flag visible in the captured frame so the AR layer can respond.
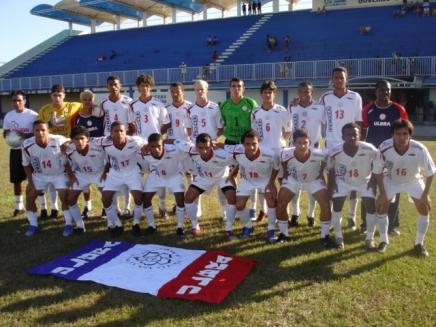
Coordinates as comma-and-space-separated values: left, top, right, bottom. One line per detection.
379, 113, 386, 120
242, 105, 248, 112
87, 120, 92, 126
126, 248, 182, 269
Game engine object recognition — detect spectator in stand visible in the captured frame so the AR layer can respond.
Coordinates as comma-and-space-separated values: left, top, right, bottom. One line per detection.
212, 50, 219, 62
242, 3, 247, 15
212, 36, 219, 45
360, 25, 372, 35
252, 1, 257, 14
284, 35, 290, 51
109, 50, 117, 60
248, 3, 252, 15
257, 0, 262, 14
97, 54, 106, 62
179, 62, 187, 81
207, 35, 213, 46
422, 0, 430, 16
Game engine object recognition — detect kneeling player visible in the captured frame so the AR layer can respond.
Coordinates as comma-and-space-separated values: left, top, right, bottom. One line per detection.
327, 123, 378, 249
228, 130, 279, 240
21, 120, 71, 236
139, 133, 188, 236
276, 129, 332, 245
65, 126, 106, 234
374, 119, 435, 256
177, 133, 237, 237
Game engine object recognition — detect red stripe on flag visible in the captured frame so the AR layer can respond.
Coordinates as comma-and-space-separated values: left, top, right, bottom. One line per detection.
157, 251, 256, 304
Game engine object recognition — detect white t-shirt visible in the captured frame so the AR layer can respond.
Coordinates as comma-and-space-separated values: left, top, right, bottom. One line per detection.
21, 135, 68, 175
166, 100, 192, 141
373, 138, 436, 184
100, 95, 134, 136
139, 144, 188, 178
188, 101, 223, 141
281, 147, 327, 183
65, 140, 106, 174
327, 141, 378, 186
251, 104, 292, 151
131, 97, 169, 142
289, 102, 325, 146
3, 108, 38, 149
319, 90, 362, 148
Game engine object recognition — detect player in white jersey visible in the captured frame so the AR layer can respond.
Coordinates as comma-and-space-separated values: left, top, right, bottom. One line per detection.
166, 82, 192, 141
3, 90, 38, 216
226, 130, 280, 241
374, 119, 435, 256
21, 120, 71, 237
99, 121, 146, 237
65, 126, 107, 234
139, 133, 188, 236
320, 67, 363, 228
176, 133, 237, 237
327, 123, 378, 249
288, 81, 326, 227
276, 129, 333, 246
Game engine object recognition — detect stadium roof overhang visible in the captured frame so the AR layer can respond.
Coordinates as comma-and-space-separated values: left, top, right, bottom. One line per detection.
31, 4, 104, 26
55, 0, 120, 24
79, 0, 144, 20
113, 0, 174, 18
151, 0, 204, 13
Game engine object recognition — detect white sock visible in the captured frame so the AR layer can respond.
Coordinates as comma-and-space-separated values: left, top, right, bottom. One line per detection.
250, 192, 257, 210
307, 194, 316, 218
377, 214, 389, 244
225, 205, 236, 231
70, 204, 84, 228
26, 211, 38, 226
348, 198, 358, 221
238, 208, 252, 228
63, 209, 73, 225
124, 190, 131, 211
115, 195, 121, 212
38, 195, 47, 210
105, 204, 118, 228
133, 204, 143, 225
267, 207, 277, 231
143, 206, 156, 228
176, 206, 185, 228
259, 193, 266, 212
48, 186, 58, 210
416, 214, 430, 245
218, 189, 227, 217
196, 196, 202, 217
321, 220, 331, 238
15, 195, 24, 210
365, 213, 377, 241
85, 200, 92, 211
332, 210, 343, 240
292, 191, 301, 216
185, 202, 199, 229
158, 188, 166, 210
277, 220, 289, 237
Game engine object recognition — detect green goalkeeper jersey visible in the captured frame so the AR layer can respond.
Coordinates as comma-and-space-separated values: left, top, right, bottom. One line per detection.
220, 97, 257, 143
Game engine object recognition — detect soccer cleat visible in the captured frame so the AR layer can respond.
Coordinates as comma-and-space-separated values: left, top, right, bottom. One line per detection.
378, 242, 388, 253
101, 208, 107, 219
144, 226, 157, 235
50, 209, 59, 219
13, 209, 25, 217
267, 229, 276, 243
365, 239, 376, 251
62, 225, 74, 237
132, 224, 141, 237
348, 218, 357, 231
321, 235, 335, 248
186, 227, 202, 237
225, 230, 238, 241
335, 238, 345, 249
121, 209, 131, 220
240, 226, 254, 238
388, 228, 401, 236
113, 226, 124, 237
81, 207, 89, 219
74, 227, 85, 235
276, 233, 290, 243
25, 225, 39, 237
159, 208, 169, 220
256, 210, 267, 222
249, 208, 256, 221
288, 215, 299, 227
176, 227, 184, 237
413, 244, 429, 258
307, 216, 315, 227
40, 209, 48, 219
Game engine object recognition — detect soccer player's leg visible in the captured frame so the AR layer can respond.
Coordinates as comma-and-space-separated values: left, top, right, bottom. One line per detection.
264, 183, 278, 242
331, 195, 347, 249
410, 181, 431, 257
362, 196, 376, 250
275, 184, 295, 243
10, 149, 26, 216
222, 185, 237, 238
82, 188, 92, 219
130, 189, 145, 236
348, 190, 359, 230
67, 188, 85, 234
142, 191, 157, 236
375, 180, 392, 253
174, 191, 185, 236
24, 180, 41, 236
236, 195, 250, 239
313, 187, 334, 248
47, 183, 59, 218
307, 193, 317, 227
289, 190, 301, 227
56, 187, 74, 237
102, 190, 120, 236
184, 184, 204, 236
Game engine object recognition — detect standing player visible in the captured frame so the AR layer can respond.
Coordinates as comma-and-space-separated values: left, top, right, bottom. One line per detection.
373, 119, 435, 256
320, 67, 363, 230
21, 120, 72, 236
327, 123, 378, 249
276, 129, 332, 245
166, 82, 192, 142
131, 74, 170, 218
362, 80, 409, 235
3, 90, 37, 216
288, 81, 325, 227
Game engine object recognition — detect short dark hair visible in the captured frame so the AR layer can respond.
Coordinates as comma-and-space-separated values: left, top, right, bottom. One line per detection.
170, 82, 184, 90
332, 66, 348, 77
51, 84, 65, 94
341, 122, 360, 135
230, 77, 243, 85
298, 80, 313, 89
241, 129, 260, 143
292, 128, 310, 142
391, 119, 413, 135
148, 133, 162, 144
107, 75, 120, 84
375, 80, 391, 90
196, 133, 212, 145
136, 74, 154, 87
260, 80, 277, 93
110, 121, 125, 131
70, 126, 90, 139
11, 90, 26, 99
33, 119, 49, 128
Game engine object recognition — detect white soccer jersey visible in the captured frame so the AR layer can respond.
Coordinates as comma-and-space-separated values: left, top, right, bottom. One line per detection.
65, 141, 106, 174
373, 139, 436, 184
289, 102, 325, 146
319, 90, 362, 147
101, 95, 134, 135
229, 144, 280, 188
3, 109, 38, 149
166, 100, 192, 141
188, 101, 223, 141
131, 97, 170, 141
251, 104, 292, 151
327, 141, 378, 186
139, 144, 187, 178
22, 135, 68, 176
99, 135, 144, 175
281, 147, 327, 183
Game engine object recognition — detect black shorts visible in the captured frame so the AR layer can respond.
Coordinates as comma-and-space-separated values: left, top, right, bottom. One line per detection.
10, 149, 26, 183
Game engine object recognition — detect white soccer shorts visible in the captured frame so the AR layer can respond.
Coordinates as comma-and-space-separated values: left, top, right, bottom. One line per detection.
332, 179, 375, 199
33, 173, 68, 191
281, 178, 326, 195
103, 171, 143, 192
144, 173, 185, 193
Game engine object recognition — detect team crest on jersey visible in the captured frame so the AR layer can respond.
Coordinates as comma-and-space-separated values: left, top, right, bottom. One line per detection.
242, 105, 248, 112
336, 164, 347, 176
379, 113, 386, 120
87, 120, 92, 126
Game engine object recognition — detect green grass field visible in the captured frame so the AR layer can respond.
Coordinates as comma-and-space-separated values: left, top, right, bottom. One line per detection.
0, 137, 435, 327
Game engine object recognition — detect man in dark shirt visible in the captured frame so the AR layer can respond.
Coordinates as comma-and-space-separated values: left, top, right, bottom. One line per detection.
362, 80, 409, 235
